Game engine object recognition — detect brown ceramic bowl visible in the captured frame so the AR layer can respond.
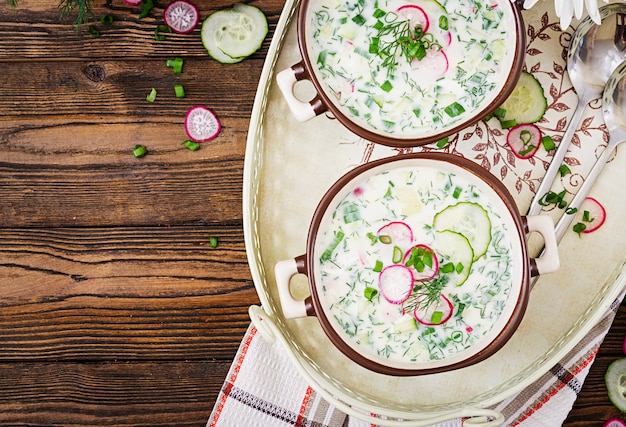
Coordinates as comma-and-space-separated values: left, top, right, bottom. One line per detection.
275, 153, 559, 376
277, 0, 526, 147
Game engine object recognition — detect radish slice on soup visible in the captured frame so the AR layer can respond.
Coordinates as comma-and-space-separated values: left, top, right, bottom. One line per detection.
403, 244, 438, 281
413, 293, 453, 325
397, 4, 430, 33
379, 265, 414, 304
377, 221, 414, 248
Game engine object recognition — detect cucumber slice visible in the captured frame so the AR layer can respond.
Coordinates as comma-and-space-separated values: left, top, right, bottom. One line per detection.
432, 230, 473, 287
201, 3, 268, 63
498, 71, 547, 125
433, 202, 492, 261
606, 357, 626, 412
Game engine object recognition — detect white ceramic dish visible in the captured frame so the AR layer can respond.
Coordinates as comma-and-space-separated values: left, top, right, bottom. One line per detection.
243, 0, 626, 424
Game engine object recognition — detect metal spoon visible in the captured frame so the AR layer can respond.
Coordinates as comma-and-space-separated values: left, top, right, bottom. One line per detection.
553, 59, 626, 240
527, 3, 626, 216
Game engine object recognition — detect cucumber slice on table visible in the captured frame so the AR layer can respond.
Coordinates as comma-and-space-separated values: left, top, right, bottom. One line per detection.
606, 357, 626, 412
434, 202, 492, 261
498, 71, 547, 125
201, 3, 268, 64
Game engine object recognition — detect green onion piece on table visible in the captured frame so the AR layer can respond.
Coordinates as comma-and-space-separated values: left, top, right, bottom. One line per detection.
133, 144, 147, 158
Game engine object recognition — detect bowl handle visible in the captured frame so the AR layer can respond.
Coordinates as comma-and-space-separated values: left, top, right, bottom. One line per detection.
525, 215, 560, 276
276, 61, 327, 122
275, 256, 313, 319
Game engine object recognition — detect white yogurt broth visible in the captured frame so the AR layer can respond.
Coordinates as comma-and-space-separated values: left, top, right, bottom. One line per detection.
314, 162, 520, 368
307, 0, 514, 138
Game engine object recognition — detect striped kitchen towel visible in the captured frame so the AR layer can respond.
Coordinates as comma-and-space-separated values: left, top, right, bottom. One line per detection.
208, 292, 624, 427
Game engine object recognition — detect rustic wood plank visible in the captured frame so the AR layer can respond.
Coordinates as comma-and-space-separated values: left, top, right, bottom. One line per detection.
0, 226, 258, 360
0, 360, 229, 426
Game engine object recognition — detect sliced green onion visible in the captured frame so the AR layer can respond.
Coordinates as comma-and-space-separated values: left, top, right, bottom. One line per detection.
87, 25, 100, 37
155, 24, 171, 41
182, 140, 200, 151
373, 260, 383, 272
500, 119, 517, 129
439, 15, 449, 30
573, 222, 586, 235
455, 262, 464, 274
430, 311, 443, 324
139, 0, 153, 18
352, 14, 366, 25
440, 262, 454, 273
565, 206, 578, 215
133, 144, 147, 158
392, 246, 403, 264
146, 87, 157, 102
493, 107, 506, 119
559, 164, 571, 177
320, 231, 344, 262
378, 235, 392, 244
364, 286, 378, 302
452, 186, 462, 199
174, 84, 185, 98
444, 102, 465, 117
541, 135, 555, 151
166, 57, 184, 74
381, 80, 393, 92
100, 14, 114, 25
436, 137, 449, 148
209, 236, 218, 248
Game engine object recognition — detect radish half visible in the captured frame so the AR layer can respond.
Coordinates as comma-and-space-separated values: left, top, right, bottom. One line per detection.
506, 123, 541, 159
185, 106, 221, 142
575, 197, 607, 234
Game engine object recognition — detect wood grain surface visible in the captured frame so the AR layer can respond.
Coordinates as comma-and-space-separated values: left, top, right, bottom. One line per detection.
0, 0, 624, 425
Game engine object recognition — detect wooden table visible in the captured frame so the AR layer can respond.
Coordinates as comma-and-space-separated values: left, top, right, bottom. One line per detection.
0, 1, 623, 425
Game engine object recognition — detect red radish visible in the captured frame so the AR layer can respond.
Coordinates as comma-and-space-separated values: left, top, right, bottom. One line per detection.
403, 244, 438, 281
377, 221, 413, 248
164, 0, 199, 34
413, 293, 453, 325
506, 123, 541, 159
379, 265, 414, 304
123, 0, 142, 5
185, 106, 221, 142
603, 419, 626, 427
397, 4, 429, 34
410, 47, 449, 78
575, 197, 607, 233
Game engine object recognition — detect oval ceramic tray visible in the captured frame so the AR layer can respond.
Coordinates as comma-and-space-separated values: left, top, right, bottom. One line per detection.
243, 0, 626, 424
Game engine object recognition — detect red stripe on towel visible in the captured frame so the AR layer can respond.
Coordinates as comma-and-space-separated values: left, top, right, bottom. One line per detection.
209, 327, 258, 427
295, 386, 313, 426
511, 349, 598, 426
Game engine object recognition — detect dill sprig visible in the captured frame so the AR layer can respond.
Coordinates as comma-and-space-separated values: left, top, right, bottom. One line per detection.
371, 18, 440, 77
6, 0, 95, 29
58, 0, 95, 29
404, 274, 449, 314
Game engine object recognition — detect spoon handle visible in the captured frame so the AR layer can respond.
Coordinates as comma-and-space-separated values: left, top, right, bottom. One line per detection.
553, 142, 617, 240
527, 99, 587, 216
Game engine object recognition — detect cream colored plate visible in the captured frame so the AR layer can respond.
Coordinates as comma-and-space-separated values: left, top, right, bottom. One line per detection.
243, 0, 626, 424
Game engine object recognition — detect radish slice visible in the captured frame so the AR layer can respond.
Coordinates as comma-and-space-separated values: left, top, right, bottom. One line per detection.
377, 221, 414, 248
403, 244, 438, 281
184, 106, 221, 142
164, 1, 199, 34
604, 419, 626, 427
379, 265, 414, 304
397, 4, 429, 33
579, 197, 606, 233
506, 123, 541, 159
410, 47, 449, 79
123, 0, 142, 5
413, 293, 453, 325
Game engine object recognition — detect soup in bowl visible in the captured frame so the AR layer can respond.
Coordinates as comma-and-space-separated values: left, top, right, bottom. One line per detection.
275, 153, 559, 375
277, 0, 526, 147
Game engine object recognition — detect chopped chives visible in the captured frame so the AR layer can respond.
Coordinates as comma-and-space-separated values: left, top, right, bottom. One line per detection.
541, 135, 555, 151
381, 80, 393, 92
209, 236, 218, 248
166, 57, 184, 73
155, 24, 171, 41
444, 102, 465, 117
132, 144, 147, 158
146, 87, 157, 102
364, 286, 378, 302
559, 164, 571, 177
182, 140, 200, 151
174, 84, 185, 98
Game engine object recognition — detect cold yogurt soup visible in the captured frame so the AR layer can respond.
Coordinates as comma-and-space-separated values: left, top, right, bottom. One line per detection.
308, 0, 512, 138
315, 165, 514, 364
